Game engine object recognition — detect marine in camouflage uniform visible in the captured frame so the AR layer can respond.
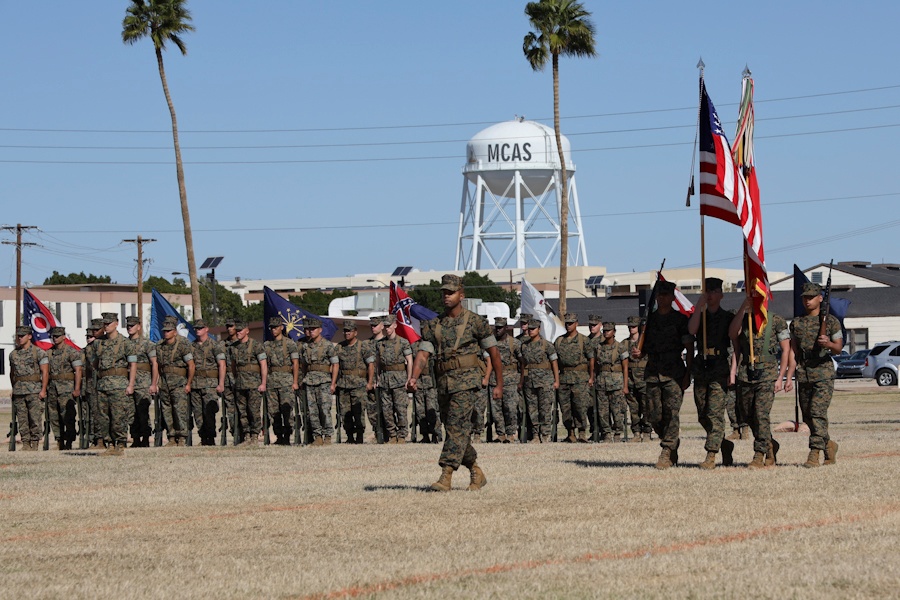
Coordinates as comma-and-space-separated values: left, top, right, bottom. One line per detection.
624, 315, 651, 441
300, 317, 338, 445
264, 317, 300, 445
230, 320, 268, 445
9, 326, 49, 451
83, 318, 105, 446
363, 315, 385, 442
220, 318, 239, 444
688, 278, 736, 469
337, 320, 373, 444
554, 313, 594, 443
633, 281, 693, 469
412, 339, 442, 443
126, 316, 158, 448
192, 319, 226, 446
156, 316, 195, 447
46, 326, 82, 450
791, 282, 843, 468
521, 319, 560, 442
483, 317, 521, 442
585, 314, 603, 439
376, 315, 414, 443
410, 274, 502, 492
595, 322, 629, 442
730, 296, 793, 468
96, 312, 137, 454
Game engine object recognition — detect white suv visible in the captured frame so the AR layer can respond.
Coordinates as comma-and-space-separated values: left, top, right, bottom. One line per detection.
861, 341, 900, 386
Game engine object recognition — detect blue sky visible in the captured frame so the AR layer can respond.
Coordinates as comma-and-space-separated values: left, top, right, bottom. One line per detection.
2, 1, 899, 288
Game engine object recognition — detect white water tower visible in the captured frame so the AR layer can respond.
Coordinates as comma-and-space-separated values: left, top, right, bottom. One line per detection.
455, 118, 588, 270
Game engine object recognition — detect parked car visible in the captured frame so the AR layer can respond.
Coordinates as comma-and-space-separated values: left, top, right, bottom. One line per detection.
831, 350, 851, 369
861, 341, 900, 386
836, 349, 871, 379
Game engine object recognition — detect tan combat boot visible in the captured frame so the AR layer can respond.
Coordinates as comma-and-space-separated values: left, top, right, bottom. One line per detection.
726, 428, 741, 441
386, 437, 397, 445
655, 447, 673, 470
747, 451, 766, 469
165, 437, 178, 447
765, 439, 780, 466
324, 436, 332, 445
803, 449, 821, 468
566, 430, 577, 443
628, 432, 642, 443
577, 430, 589, 443
430, 466, 454, 492
823, 440, 838, 465
613, 433, 622, 443
699, 451, 717, 470
396, 436, 406, 444
721, 439, 734, 467
312, 436, 324, 446
467, 463, 487, 491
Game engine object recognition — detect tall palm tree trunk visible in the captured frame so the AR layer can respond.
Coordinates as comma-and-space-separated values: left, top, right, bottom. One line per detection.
156, 46, 202, 319
553, 53, 569, 316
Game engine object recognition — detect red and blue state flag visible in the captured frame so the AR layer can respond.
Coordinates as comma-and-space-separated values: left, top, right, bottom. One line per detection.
24, 289, 80, 350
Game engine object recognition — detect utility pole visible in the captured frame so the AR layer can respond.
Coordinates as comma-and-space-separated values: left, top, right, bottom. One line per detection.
123, 235, 156, 327
2, 223, 38, 326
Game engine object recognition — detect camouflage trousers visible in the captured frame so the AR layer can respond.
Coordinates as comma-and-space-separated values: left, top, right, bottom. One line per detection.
438, 387, 479, 470
645, 376, 684, 450
693, 377, 728, 452
381, 386, 409, 440
738, 379, 776, 455
366, 389, 381, 439
191, 387, 220, 441
222, 381, 236, 438
414, 385, 442, 441
725, 384, 746, 430
523, 385, 554, 438
306, 383, 334, 438
12, 394, 42, 445
97, 389, 134, 444
130, 386, 152, 442
266, 386, 295, 440
86, 382, 101, 442
625, 381, 651, 434
159, 383, 190, 441
47, 387, 76, 444
798, 379, 833, 450
337, 386, 366, 442
234, 388, 262, 441
490, 383, 520, 437
558, 381, 590, 432
470, 387, 487, 435
599, 388, 627, 436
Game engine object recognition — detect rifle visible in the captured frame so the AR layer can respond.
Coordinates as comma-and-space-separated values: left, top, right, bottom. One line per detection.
186, 402, 194, 447
410, 389, 419, 443
7, 402, 17, 451
219, 395, 228, 446
90, 366, 97, 445
301, 385, 313, 445
519, 393, 528, 443
591, 383, 600, 443
293, 391, 303, 446
43, 395, 51, 451
153, 393, 163, 447
336, 393, 343, 445
262, 390, 270, 446
636, 258, 666, 354
551, 390, 559, 442
485, 385, 494, 443
76, 392, 86, 449
817, 259, 834, 346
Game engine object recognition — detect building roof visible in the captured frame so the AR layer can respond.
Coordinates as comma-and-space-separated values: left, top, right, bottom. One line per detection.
770, 262, 900, 288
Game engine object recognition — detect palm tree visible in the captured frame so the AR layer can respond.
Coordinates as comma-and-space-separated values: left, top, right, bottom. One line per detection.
523, 0, 596, 316
122, 0, 202, 319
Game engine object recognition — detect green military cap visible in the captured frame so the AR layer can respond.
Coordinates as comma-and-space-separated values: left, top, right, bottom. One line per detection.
657, 281, 676, 295
304, 317, 322, 329
343, 320, 357, 331
90, 318, 104, 329
369, 315, 383, 325
101, 312, 119, 324
602, 321, 616, 331
705, 277, 724, 292
527, 319, 541, 329
50, 326, 66, 337
801, 282, 822, 297
85, 328, 94, 337
125, 316, 140, 327
193, 318, 209, 329
15, 326, 31, 336
267, 316, 283, 328
627, 316, 641, 327
588, 314, 602, 325
519, 313, 533, 323
224, 317, 236, 327
162, 316, 179, 331
440, 274, 463, 291
233, 320, 248, 331
494, 317, 508, 327
563, 313, 577, 323
381, 314, 397, 326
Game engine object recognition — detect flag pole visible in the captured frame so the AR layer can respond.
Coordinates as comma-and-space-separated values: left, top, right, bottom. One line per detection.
736, 66, 755, 365
698, 60, 708, 359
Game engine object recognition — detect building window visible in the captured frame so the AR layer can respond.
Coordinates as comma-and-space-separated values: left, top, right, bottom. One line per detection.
55, 302, 62, 320
846, 328, 868, 354
131, 304, 136, 317
76, 303, 82, 328
812, 272, 823, 284
0, 300, 3, 327
120, 304, 126, 325
87, 303, 93, 322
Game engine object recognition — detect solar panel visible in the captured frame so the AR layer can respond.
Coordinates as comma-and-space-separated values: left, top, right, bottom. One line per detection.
585, 275, 604, 287
391, 266, 413, 277
201, 256, 224, 269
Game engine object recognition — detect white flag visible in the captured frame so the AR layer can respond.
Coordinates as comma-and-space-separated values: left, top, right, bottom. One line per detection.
520, 279, 565, 341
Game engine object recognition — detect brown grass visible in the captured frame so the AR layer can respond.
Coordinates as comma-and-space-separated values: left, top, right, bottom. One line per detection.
2, 380, 899, 599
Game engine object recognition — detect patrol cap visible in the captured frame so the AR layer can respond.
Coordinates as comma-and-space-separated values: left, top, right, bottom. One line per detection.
161, 317, 179, 331
50, 326, 66, 337
90, 318, 104, 329
233, 320, 248, 331
343, 320, 357, 331
125, 316, 141, 327
267, 316, 283, 328
602, 321, 616, 331
193, 319, 208, 330
588, 314, 602, 326
627, 316, 641, 327
527, 319, 541, 329
224, 317, 236, 327
369, 315, 383, 325
85, 328, 94, 337
304, 317, 322, 329
440, 274, 463, 291
705, 277, 724, 292
15, 326, 31, 336
101, 312, 118, 324
801, 282, 822, 297
494, 317, 508, 327
563, 313, 578, 323
381, 314, 397, 326
519, 313, 533, 323
657, 281, 676, 295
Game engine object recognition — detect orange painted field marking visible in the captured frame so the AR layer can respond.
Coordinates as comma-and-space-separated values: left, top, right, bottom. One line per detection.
292, 504, 900, 600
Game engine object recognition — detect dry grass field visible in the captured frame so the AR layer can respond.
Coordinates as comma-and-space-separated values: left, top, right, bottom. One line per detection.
2, 380, 899, 599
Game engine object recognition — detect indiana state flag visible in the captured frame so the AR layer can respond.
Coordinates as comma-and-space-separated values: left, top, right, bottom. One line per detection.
150, 289, 196, 343
263, 286, 337, 342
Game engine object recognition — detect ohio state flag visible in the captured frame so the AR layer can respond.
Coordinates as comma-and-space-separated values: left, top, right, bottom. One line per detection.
24, 289, 80, 350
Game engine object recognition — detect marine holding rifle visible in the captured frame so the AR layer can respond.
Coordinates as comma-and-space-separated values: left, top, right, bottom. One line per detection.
231, 320, 268, 445
9, 326, 49, 451
126, 316, 158, 448
520, 319, 559, 443
790, 282, 842, 468
554, 313, 594, 443
192, 319, 226, 446
483, 317, 522, 443
156, 316, 195, 447
336, 320, 373, 444
46, 326, 82, 450
595, 321, 629, 443
263, 317, 299, 445
96, 312, 137, 455
299, 317, 338, 446
376, 314, 413, 444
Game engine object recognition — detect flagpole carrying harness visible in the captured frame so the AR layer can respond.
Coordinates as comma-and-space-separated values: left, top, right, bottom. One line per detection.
433, 311, 484, 375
